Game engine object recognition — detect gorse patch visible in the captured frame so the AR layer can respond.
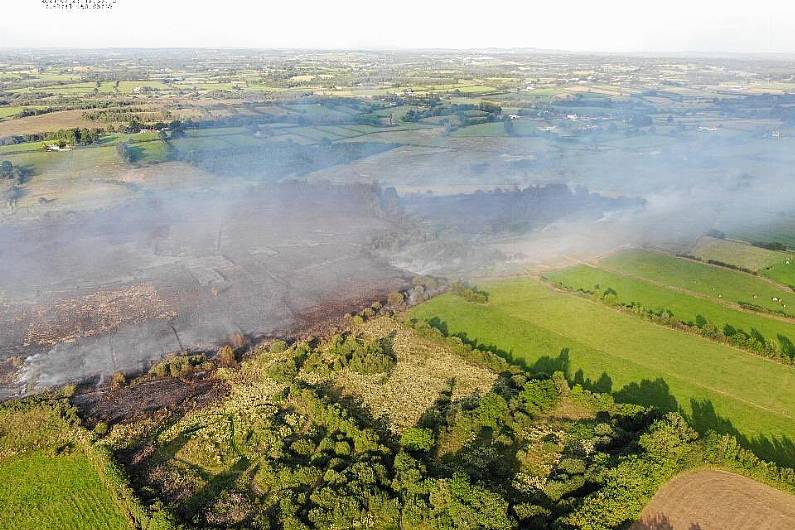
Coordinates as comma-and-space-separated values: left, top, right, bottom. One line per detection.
304, 333, 396, 376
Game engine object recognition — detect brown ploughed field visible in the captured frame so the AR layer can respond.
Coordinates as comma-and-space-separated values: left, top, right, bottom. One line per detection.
633, 470, 795, 530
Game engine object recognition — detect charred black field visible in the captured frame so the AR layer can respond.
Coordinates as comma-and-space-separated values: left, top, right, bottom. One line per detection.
0, 182, 412, 396
0, 177, 638, 396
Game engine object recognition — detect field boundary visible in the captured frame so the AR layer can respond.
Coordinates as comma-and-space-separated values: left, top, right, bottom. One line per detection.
541, 273, 795, 367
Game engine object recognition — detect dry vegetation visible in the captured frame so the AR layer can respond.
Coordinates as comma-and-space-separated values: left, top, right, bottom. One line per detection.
318, 316, 497, 433
0, 110, 98, 137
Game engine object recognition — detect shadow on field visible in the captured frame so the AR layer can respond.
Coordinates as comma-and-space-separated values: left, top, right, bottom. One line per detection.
424, 315, 795, 468
426, 316, 571, 375
633, 513, 703, 530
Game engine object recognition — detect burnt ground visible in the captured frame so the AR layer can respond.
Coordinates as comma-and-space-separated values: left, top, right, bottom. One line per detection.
72, 372, 229, 428
0, 181, 410, 398
0, 176, 642, 400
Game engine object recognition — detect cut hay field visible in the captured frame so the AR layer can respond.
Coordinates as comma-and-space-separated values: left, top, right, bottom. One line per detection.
0, 110, 98, 137
409, 278, 795, 466
599, 249, 795, 315
543, 265, 795, 355
691, 236, 785, 271
632, 470, 795, 530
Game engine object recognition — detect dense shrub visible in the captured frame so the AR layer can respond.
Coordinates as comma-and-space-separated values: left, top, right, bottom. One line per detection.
451, 282, 489, 303
400, 427, 435, 452
305, 334, 395, 376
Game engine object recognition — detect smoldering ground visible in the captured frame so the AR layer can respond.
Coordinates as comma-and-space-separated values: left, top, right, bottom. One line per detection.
0, 182, 411, 396
0, 172, 649, 396
3, 164, 794, 397
4, 89, 795, 396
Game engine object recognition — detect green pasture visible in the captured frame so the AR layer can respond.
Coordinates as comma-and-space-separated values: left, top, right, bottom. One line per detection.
599, 249, 795, 315
0, 405, 131, 530
730, 217, 795, 250
691, 237, 784, 271
410, 277, 795, 466
0, 453, 130, 530
544, 265, 795, 351
763, 258, 795, 288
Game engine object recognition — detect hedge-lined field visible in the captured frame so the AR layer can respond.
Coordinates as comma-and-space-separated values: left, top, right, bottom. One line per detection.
0, 404, 132, 530
691, 236, 784, 271
599, 249, 795, 315
544, 264, 795, 355
409, 277, 795, 466
0, 452, 130, 530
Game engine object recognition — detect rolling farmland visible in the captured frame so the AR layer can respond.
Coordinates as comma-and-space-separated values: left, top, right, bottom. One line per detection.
410, 277, 795, 466
599, 250, 795, 315
544, 264, 795, 357
2, 47, 795, 529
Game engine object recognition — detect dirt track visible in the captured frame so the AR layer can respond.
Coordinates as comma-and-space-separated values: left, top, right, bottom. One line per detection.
632, 470, 795, 530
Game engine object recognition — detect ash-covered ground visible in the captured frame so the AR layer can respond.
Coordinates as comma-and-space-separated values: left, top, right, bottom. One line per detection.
0, 177, 643, 397
0, 182, 410, 397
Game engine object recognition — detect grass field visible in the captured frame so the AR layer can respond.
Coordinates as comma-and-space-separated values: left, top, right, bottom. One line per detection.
691, 236, 785, 271
0, 405, 132, 530
0, 110, 98, 137
0, 452, 130, 530
409, 278, 795, 466
544, 265, 795, 351
762, 258, 795, 289
730, 216, 795, 250
600, 249, 795, 315
451, 121, 509, 137
0, 106, 24, 119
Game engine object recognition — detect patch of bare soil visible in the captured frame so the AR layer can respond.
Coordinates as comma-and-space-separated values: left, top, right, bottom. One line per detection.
72, 372, 229, 427
632, 470, 795, 530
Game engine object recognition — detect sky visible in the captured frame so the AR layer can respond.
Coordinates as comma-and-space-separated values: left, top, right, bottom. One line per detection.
2, 0, 795, 54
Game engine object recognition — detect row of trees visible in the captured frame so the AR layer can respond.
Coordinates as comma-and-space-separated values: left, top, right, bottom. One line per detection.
561, 282, 795, 365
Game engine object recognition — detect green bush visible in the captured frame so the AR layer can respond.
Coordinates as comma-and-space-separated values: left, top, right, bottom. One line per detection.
400, 427, 435, 452
93, 422, 109, 436
451, 282, 489, 303
306, 334, 395, 375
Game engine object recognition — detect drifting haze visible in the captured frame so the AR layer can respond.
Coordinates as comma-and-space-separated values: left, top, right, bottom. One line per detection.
2, 48, 795, 396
